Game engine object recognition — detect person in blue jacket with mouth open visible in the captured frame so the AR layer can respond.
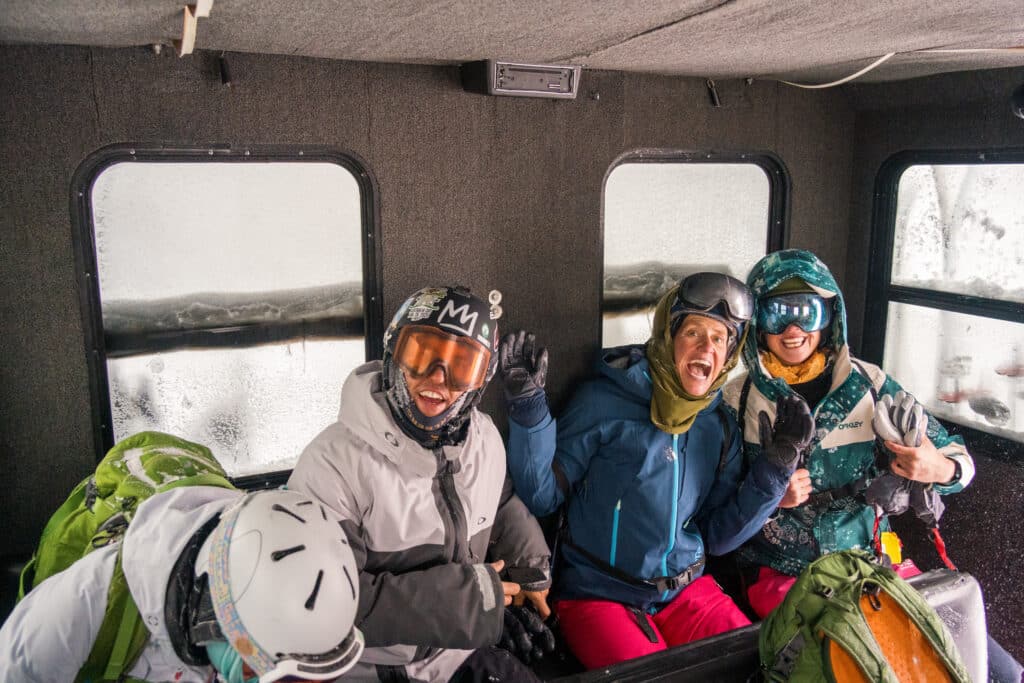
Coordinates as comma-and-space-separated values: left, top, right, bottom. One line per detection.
501, 272, 812, 669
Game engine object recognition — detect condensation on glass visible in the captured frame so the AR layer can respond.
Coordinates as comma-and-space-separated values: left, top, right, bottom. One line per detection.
892, 164, 1024, 303
883, 303, 1024, 443
602, 162, 770, 347
92, 161, 365, 476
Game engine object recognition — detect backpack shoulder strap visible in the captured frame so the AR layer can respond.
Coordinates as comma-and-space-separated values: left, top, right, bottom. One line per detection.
715, 401, 733, 473
850, 358, 881, 402
76, 547, 149, 683
737, 375, 753, 443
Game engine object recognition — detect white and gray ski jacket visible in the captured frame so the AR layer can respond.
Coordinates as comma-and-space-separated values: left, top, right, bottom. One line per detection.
288, 361, 550, 683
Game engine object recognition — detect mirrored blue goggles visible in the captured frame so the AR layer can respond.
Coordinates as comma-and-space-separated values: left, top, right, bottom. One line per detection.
756, 293, 832, 335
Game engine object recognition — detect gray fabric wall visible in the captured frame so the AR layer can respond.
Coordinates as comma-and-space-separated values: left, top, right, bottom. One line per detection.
844, 66, 1024, 659
0, 43, 853, 559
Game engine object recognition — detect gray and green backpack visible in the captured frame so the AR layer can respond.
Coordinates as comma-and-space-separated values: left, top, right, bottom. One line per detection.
759, 550, 970, 683
18, 431, 235, 683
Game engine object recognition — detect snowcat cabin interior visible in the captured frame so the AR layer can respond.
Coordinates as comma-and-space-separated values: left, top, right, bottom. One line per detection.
2, 1, 1023, 678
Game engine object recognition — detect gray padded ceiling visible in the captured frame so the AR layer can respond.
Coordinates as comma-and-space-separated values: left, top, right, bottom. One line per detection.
1, 0, 1022, 83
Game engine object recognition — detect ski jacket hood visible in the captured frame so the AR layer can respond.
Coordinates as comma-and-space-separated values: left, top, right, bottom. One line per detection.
122, 487, 242, 659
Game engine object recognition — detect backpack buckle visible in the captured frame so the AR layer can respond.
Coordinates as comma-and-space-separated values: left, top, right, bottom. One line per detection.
85, 477, 100, 510
92, 512, 129, 548
863, 581, 883, 611
771, 631, 806, 678
660, 574, 683, 592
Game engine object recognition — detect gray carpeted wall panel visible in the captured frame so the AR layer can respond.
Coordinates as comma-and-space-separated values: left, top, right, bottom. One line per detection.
0, 47, 104, 558
1, 44, 853, 558
775, 86, 855, 295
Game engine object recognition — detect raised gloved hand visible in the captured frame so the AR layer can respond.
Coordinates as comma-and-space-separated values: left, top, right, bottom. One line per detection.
499, 331, 549, 426
872, 390, 925, 447
758, 394, 815, 471
499, 331, 548, 401
497, 605, 557, 665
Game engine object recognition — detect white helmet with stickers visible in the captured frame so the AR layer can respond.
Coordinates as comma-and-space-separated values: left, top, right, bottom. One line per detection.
199, 489, 364, 682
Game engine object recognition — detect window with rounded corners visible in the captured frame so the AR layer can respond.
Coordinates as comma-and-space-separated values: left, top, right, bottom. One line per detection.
866, 150, 1024, 450
72, 145, 382, 484
601, 150, 788, 348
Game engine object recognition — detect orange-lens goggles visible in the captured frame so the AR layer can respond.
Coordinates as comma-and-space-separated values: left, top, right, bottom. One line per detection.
393, 325, 491, 391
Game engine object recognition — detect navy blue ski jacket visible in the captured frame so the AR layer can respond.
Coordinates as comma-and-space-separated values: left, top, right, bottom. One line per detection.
507, 345, 792, 610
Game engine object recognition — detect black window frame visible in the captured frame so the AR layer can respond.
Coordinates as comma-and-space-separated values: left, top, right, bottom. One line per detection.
864, 148, 1024, 458
599, 149, 790, 347
70, 144, 382, 487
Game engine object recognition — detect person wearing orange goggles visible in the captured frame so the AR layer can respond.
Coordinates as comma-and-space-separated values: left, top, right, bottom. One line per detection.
288, 285, 552, 683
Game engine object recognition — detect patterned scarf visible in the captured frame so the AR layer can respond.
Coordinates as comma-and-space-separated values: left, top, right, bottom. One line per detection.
760, 349, 828, 384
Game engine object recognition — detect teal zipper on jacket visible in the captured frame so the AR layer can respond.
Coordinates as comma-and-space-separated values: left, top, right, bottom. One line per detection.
660, 433, 681, 599
609, 499, 621, 565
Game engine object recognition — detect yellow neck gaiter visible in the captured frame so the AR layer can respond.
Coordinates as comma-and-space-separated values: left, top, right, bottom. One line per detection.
646, 286, 747, 434
761, 349, 828, 384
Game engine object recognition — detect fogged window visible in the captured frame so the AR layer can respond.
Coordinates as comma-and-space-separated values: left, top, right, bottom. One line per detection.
89, 158, 371, 477
880, 161, 1024, 443
603, 158, 778, 346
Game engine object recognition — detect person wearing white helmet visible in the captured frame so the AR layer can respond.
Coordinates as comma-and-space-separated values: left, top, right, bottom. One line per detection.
289, 285, 553, 683
0, 487, 364, 683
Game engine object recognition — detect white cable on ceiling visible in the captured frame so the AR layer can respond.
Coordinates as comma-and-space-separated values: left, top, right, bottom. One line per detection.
779, 52, 896, 89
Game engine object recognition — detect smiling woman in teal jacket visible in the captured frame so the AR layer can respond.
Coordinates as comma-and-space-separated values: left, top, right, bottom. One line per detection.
723, 249, 974, 618
501, 273, 803, 670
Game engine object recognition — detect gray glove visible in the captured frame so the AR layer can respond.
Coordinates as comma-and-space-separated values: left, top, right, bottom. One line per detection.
499, 331, 548, 403
865, 471, 945, 526
864, 472, 912, 516
758, 395, 815, 470
872, 390, 925, 447
497, 605, 557, 665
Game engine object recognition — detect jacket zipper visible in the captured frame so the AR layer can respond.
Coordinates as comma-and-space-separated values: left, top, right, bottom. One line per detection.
659, 433, 681, 597
609, 499, 622, 565
434, 448, 468, 561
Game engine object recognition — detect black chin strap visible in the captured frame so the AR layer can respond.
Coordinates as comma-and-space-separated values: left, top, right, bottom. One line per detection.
164, 514, 222, 666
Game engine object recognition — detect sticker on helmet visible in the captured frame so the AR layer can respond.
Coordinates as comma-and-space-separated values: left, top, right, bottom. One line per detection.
437, 298, 479, 337
407, 288, 446, 322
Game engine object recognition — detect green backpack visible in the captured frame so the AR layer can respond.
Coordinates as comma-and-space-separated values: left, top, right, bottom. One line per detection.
758, 550, 970, 683
18, 431, 236, 682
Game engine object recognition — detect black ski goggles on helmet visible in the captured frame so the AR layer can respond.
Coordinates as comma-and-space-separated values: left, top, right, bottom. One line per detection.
393, 325, 491, 391
756, 292, 833, 335
673, 272, 754, 323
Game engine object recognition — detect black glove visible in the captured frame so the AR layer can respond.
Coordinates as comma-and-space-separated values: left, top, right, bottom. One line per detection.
499, 331, 548, 402
758, 394, 815, 470
497, 605, 557, 665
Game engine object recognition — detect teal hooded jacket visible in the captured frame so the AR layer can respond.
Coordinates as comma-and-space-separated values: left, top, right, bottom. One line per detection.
723, 249, 974, 576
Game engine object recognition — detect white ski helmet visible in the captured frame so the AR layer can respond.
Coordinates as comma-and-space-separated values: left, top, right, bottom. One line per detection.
202, 489, 364, 681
